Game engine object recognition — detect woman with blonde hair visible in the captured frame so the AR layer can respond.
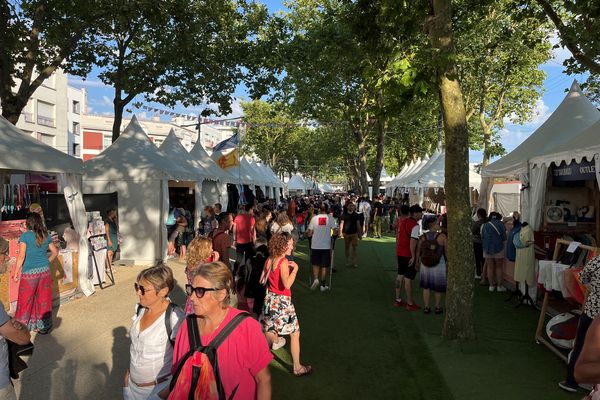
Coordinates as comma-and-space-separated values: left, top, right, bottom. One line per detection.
14, 212, 58, 333
167, 262, 272, 399
260, 232, 312, 377
184, 237, 218, 314
270, 212, 293, 235
124, 263, 184, 399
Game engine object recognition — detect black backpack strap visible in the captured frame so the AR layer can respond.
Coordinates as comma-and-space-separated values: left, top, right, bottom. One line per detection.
165, 302, 177, 346
209, 312, 250, 350
169, 314, 200, 392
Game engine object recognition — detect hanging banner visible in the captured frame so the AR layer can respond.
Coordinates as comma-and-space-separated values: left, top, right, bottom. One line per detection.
552, 159, 596, 183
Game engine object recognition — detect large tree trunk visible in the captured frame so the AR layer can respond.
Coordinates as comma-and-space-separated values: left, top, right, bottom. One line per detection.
353, 128, 370, 196
1, 96, 26, 125
477, 128, 494, 212
371, 118, 386, 198
428, 0, 476, 340
112, 96, 124, 143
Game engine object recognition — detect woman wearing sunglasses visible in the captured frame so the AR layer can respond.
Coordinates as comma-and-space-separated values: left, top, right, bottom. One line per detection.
260, 232, 312, 377
183, 237, 219, 314
124, 264, 184, 400
168, 262, 272, 399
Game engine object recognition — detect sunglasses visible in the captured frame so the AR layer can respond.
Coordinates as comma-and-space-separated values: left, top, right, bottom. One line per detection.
185, 284, 219, 298
134, 283, 155, 296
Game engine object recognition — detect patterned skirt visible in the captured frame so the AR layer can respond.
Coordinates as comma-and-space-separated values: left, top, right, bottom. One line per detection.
420, 259, 447, 293
15, 268, 53, 332
260, 291, 299, 336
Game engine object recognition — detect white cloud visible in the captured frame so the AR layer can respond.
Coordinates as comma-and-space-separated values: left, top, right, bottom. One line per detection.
102, 96, 112, 107
68, 77, 110, 88
526, 98, 551, 125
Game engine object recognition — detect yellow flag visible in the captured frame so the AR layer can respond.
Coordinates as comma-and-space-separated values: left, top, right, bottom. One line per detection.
217, 148, 239, 169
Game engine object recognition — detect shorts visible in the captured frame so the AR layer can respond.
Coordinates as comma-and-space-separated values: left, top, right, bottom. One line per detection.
397, 256, 417, 280
311, 249, 331, 268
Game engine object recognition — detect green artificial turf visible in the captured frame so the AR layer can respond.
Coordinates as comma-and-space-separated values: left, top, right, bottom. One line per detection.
269, 234, 580, 400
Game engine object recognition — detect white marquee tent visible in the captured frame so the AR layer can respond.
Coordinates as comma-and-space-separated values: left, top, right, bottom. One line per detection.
188, 139, 232, 210
483, 81, 600, 229
287, 175, 307, 193
83, 116, 195, 264
0, 116, 94, 296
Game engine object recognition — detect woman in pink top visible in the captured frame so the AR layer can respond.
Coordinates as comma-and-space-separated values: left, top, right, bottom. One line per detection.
260, 232, 312, 377
167, 261, 272, 399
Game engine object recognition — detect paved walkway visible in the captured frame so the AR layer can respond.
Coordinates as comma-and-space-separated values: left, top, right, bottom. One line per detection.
15, 259, 189, 400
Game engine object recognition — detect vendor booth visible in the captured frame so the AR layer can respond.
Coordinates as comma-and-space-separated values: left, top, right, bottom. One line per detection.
286, 175, 307, 195
188, 138, 232, 212
482, 81, 600, 361
0, 116, 93, 309
83, 116, 196, 264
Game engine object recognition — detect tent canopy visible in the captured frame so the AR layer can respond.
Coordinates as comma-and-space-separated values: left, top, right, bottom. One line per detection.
0, 115, 82, 174
530, 118, 600, 168
189, 139, 235, 182
483, 81, 600, 177
159, 130, 214, 180
287, 175, 306, 191
85, 116, 196, 181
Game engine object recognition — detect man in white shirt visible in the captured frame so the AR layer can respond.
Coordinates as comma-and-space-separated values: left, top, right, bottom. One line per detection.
358, 197, 371, 238
307, 203, 337, 292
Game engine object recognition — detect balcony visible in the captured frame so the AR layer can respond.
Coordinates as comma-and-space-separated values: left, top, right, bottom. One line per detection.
23, 112, 34, 123
37, 115, 55, 128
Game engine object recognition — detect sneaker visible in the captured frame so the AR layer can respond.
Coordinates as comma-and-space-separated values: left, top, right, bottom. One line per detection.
320, 285, 330, 292
423, 307, 431, 314
489, 285, 496, 292
579, 383, 593, 391
272, 337, 286, 350
394, 298, 404, 307
434, 307, 443, 315
474, 275, 481, 280
405, 303, 420, 311
558, 381, 578, 393
310, 279, 319, 290
496, 286, 507, 292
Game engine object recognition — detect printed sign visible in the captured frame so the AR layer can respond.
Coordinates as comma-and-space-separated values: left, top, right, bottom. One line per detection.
318, 217, 327, 226
552, 159, 596, 183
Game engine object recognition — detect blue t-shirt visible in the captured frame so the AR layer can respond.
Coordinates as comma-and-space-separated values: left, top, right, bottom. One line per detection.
19, 231, 52, 271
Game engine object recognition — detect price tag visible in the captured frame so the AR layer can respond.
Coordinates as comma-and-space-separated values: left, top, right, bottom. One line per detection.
566, 241, 581, 253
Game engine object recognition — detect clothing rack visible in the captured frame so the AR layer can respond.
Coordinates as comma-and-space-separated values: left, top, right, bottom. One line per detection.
88, 234, 115, 290
534, 239, 596, 362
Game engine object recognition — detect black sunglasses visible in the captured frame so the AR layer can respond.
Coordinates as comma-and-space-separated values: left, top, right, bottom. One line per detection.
185, 284, 219, 298
134, 283, 155, 296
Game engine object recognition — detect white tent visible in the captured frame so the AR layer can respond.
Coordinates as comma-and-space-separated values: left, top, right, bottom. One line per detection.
0, 116, 94, 296
483, 81, 600, 178
398, 152, 440, 187
287, 175, 306, 193
84, 116, 194, 264
319, 182, 335, 193
380, 168, 393, 183
188, 139, 232, 210
257, 163, 283, 202
211, 150, 256, 186
404, 151, 481, 189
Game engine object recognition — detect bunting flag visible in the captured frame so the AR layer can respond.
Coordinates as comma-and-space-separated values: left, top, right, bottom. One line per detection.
213, 132, 239, 152
217, 148, 239, 169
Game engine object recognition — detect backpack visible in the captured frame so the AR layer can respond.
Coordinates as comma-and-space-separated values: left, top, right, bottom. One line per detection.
169, 313, 250, 400
420, 232, 444, 267
512, 226, 527, 249
136, 302, 178, 346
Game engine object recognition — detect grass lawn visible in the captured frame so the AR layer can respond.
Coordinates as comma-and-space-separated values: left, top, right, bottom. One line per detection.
269, 234, 579, 399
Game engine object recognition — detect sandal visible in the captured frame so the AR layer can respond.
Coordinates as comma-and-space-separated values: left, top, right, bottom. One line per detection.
293, 365, 313, 377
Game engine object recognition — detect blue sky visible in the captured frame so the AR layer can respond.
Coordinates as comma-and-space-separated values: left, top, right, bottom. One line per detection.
68, 1, 588, 164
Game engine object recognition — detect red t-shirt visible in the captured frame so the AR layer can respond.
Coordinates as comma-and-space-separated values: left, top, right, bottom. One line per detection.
234, 214, 255, 244
396, 217, 417, 257
171, 308, 272, 400
267, 257, 292, 297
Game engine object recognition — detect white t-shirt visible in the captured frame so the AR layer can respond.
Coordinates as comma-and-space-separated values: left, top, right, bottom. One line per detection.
308, 214, 336, 250
410, 225, 421, 240
129, 303, 184, 383
270, 222, 293, 234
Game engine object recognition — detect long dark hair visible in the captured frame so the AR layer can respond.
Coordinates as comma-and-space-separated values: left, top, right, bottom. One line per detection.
26, 212, 48, 247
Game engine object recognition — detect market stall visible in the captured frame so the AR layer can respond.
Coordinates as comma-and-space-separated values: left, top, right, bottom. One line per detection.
286, 175, 307, 195
0, 116, 93, 307
83, 116, 195, 264
188, 137, 232, 212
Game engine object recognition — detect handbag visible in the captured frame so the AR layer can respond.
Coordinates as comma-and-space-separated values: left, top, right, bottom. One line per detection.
7, 340, 34, 379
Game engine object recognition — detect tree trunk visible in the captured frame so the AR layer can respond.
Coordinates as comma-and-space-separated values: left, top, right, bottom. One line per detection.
353, 128, 370, 196
477, 128, 494, 212
0, 96, 26, 125
427, 0, 475, 340
371, 118, 386, 198
112, 97, 124, 143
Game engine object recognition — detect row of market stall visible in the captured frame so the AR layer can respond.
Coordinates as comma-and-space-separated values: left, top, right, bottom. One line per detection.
0, 114, 284, 306
286, 174, 336, 195
385, 148, 482, 210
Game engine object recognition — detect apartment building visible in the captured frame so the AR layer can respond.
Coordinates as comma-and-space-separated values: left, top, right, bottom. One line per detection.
81, 114, 234, 160
2, 70, 86, 157
67, 86, 85, 157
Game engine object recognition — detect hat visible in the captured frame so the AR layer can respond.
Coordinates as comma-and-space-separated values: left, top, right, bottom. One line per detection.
409, 205, 424, 214
0, 238, 8, 254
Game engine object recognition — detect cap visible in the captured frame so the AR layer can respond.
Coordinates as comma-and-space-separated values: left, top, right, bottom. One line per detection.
409, 205, 424, 214
0, 238, 8, 254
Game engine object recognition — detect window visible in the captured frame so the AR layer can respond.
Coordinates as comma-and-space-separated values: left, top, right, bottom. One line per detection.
72, 122, 80, 135
72, 143, 81, 157
103, 135, 112, 150
38, 133, 54, 146
37, 100, 55, 127
72, 100, 80, 114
